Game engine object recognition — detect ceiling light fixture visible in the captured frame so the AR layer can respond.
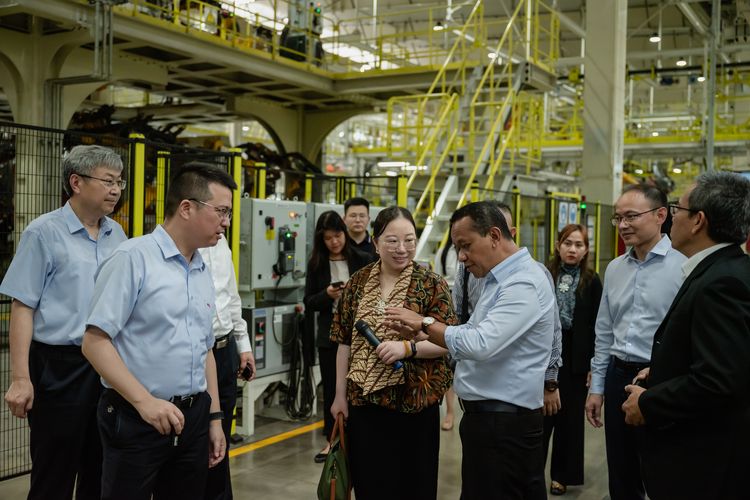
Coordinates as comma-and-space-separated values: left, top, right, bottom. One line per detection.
433, 21, 445, 32
672, 168, 682, 174
634, 169, 644, 175
652, 131, 660, 137
676, 57, 687, 67
697, 75, 706, 82
649, 33, 661, 43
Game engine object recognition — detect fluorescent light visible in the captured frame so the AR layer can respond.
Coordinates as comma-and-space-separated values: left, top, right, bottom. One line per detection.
676, 57, 687, 67
385, 171, 399, 177
672, 168, 682, 174
377, 161, 407, 168
634, 169, 644, 174
242, 126, 249, 132
652, 131, 659, 137
697, 75, 706, 82
649, 33, 661, 43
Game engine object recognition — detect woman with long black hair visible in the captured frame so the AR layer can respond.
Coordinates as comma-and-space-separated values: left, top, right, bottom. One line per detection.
304, 210, 371, 463
543, 224, 603, 495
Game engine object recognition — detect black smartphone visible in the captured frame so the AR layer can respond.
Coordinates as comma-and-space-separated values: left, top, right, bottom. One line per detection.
331, 281, 344, 289
239, 365, 253, 381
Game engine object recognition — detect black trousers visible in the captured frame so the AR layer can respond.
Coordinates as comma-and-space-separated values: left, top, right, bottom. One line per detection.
348, 403, 440, 500
27, 341, 102, 500
317, 346, 337, 438
604, 357, 646, 500
543, 363, 588, 485
204, 335, 239, 500
98, 389, 211, 500
459, 407, 546, 500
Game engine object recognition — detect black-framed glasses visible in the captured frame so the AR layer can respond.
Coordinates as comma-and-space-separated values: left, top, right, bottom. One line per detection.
77, 173, 126, 190
189, 198, 232, 221
610, 207, 660, 226
668, 204, 698, 216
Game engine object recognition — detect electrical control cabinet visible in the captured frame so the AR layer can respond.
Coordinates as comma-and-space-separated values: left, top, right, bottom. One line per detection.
238, 198, 307, 295
244, 304, 300, 378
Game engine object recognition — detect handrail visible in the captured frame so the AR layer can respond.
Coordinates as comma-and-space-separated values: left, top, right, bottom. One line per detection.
412, 128, 460, 218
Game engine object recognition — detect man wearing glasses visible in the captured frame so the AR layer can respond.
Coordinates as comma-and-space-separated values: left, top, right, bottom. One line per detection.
1, 145, 127, 500
621, 172, 750, 499
82, 162, 234, 499
585, 184, 685, 500
344, 197, 376, 258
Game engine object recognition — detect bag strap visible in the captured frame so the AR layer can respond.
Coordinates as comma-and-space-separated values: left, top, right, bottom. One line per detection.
330, 412, 347, 454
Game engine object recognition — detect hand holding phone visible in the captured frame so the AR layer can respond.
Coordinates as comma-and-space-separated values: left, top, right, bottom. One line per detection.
239, 365, 253, 381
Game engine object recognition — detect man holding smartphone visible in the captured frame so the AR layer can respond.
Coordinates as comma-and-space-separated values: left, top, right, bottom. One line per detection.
199, 232, 255, 500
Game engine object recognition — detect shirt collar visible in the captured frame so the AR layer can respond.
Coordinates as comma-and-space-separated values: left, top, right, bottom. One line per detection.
153, 225, 205, 271
626, 233, 672, 263
681, 242, 732, 279
62, 201, 114, 236
488, 247, 530, 284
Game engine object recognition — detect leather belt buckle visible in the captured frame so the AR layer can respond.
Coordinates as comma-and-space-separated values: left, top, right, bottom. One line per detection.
214, 334, 230, 350
169, 394, 198, 409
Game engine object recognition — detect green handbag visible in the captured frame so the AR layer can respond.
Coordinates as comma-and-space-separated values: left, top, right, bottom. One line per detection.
317, 413, 352, 500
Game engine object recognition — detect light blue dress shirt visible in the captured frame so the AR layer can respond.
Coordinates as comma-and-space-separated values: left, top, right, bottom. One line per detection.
453, 259, 562, 380
86, 225, 216, 399
445, 248, 556, 409
589, 235, 685, 395
0, 202, 126, 346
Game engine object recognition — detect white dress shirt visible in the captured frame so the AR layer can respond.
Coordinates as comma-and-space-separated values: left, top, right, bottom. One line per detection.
198, 235, 252, 354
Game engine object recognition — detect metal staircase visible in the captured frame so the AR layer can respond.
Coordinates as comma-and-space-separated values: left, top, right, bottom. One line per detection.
383, 0, 559, 266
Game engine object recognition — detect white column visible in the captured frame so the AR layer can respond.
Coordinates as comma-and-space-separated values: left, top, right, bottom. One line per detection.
580, 0, 627, 205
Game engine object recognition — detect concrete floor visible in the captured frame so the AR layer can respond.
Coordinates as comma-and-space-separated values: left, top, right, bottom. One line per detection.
0, 402, 612, 500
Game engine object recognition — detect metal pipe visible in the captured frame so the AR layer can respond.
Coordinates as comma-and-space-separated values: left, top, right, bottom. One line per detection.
705, 0, 720, 171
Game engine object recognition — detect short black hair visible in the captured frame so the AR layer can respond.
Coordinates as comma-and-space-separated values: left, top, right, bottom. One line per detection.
622, 184, 668, 209
450, 201, 513, 240
688, 171, 750, 244
165, 162, 237, 217
344, 197, 370, 213
372, 206, 416, 238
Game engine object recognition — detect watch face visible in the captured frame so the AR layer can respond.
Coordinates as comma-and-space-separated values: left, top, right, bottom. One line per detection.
423, 317, 435, 326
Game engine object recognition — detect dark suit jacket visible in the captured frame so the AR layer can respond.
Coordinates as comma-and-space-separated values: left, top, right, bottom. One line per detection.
639, 244, 750, 500
563, 273, 602, 374
304, 248, 372, 349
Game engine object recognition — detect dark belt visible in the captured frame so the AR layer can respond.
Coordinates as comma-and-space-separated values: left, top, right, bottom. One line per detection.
459, 399, 540, 415
30, 340, 85, 360
103, 388, 203, 411
213, 333, 231, 350
612, 356, 649, 372
168, 393, 203, 409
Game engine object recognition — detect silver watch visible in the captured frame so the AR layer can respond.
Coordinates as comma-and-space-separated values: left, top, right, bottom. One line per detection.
421, 316, 436, 333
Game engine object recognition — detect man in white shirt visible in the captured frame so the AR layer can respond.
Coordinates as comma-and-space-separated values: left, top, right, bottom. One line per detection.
200, 234, 255, 500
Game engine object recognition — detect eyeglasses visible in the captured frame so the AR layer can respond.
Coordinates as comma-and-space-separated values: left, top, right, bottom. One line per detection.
668, 204, 698, 216
77, 174, 126, 190
610, 207, 660, 226
381, 238, 417, 252
189, 198, 232, 221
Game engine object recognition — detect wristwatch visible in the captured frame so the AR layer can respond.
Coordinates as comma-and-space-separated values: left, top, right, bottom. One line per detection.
544, 380, 559, 392
421, 316, 436, 333
209, 411, 225, 421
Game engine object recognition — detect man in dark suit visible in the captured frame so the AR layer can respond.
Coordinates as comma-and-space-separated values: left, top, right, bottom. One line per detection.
622, 171, 750, 500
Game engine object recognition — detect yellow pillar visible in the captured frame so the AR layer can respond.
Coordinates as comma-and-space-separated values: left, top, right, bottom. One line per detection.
470, 181, 479, 203
230, 149, 242, 278
129, 134, 146, 237
254, 163, 267, 199
304, 174, 313, 202
397, 174, 408, 208
155, 150, 169, 226
513, 188, 521, 245
548, 195, 556, 258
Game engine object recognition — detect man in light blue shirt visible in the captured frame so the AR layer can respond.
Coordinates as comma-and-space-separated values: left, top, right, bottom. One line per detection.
0, 145, 127, 500
585, 184, 685, 500
82, 163, 235, 500
386, 201, 554, 499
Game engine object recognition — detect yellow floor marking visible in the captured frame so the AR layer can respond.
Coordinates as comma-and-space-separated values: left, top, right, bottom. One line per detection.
228, 420, 324, 458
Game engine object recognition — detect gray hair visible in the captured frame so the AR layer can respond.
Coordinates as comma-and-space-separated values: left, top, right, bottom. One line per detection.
63, 145, 124, 196
688, 171, 750, 244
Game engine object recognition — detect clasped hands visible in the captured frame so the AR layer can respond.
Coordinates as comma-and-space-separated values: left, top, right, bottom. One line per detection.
622, 367, 650, 426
